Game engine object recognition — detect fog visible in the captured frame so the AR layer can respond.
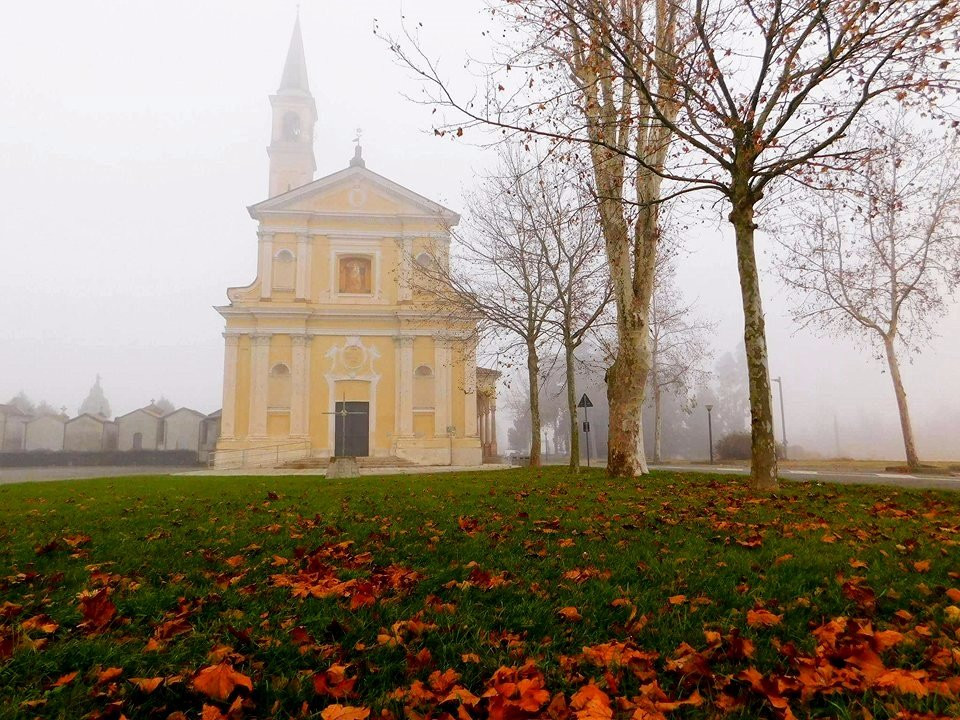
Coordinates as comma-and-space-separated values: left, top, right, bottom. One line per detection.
1, 1, 957, 460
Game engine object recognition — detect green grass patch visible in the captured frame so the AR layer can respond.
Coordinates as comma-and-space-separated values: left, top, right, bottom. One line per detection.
1, 468, 958, 720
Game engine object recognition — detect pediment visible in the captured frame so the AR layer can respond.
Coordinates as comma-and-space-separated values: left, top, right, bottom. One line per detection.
248, 166, 459, 225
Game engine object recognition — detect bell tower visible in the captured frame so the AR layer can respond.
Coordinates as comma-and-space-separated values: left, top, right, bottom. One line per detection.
267, 15, 317, 197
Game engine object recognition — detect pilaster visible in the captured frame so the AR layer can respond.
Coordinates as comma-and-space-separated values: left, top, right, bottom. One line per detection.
248, 333, 272, 438
463, 343, 478, 437
434, 337, 453, 436
398, 236, 413, 302
259, 232, 274, 301
290, 334, 311, 437
220, 335, 240, 440
394, 335, 414, 436
295, 234, 311, 301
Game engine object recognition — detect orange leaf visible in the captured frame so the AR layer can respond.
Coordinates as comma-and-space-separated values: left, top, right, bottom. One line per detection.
96, 667, 124, 685
946, 588, 960, 602
321, 705, 371, 720
746, 609, 782, 628
201, 705, 227, 720
192, 663, 253, 702
558, 607, 582, 622
913, 560, 931, 573
51, 671, 78, 688
667, 595, 686, 605
130, 677, 165, 694
20, 614, 59, 634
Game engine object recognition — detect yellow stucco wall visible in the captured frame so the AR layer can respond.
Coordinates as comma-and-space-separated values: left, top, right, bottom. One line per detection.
216, 168, 483, 465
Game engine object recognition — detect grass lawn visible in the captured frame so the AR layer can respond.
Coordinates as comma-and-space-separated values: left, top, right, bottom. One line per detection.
1, 468, 959, 720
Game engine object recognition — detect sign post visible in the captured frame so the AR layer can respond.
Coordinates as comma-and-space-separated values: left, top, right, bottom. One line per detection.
577, 393, 594, 468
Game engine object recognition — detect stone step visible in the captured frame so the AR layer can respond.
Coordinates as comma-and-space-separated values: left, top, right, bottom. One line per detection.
277, 455, 418, 470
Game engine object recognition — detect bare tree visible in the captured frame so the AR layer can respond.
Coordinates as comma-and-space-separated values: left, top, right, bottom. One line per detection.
523, 158, 612, 473
547, 0, 958, 490
780, 113, 960, 471
648, 258, 713, 463
412, 150, 557, 467
386, 0, 957, 489
382, 0, 684, 477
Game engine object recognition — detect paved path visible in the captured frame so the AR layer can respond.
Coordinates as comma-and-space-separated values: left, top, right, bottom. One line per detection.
0, 466, 190, 485
651, 464, 960, 492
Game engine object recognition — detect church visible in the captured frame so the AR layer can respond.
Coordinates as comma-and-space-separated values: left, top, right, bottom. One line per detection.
213, 18, 499, 469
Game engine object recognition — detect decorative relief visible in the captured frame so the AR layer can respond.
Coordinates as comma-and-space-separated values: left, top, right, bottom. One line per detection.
325, 336, 379, 379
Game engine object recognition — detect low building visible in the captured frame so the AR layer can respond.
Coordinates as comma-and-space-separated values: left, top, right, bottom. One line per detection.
64, 414, 117, 451
117, 404, 165, 451
0, 403, 30, 451
162, 407, 206, 452
200, 410, 221, 463
24, 413, 67, 451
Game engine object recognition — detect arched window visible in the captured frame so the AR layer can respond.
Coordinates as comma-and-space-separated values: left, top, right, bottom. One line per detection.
416, 252, 436, 269
272, 248, 296, 290
268, 363, 292, 410
282, 112, 301, 141
414, 365, 435, 410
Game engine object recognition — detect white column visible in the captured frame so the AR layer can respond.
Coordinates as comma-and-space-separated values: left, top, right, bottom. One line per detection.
398, 236, 413, 302
490, 400, 498, 455
220, 334, 240, 439
259, 232, 274, 300
434, 337, 452, 436
463, 344, 478, 437
395, 336, 414, 436
248, 333, 271, 438
295, 234, 311, 301
290, 335, 311, 437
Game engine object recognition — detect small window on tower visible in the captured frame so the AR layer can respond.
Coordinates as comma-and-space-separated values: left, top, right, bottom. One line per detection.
283, 112, 301, 141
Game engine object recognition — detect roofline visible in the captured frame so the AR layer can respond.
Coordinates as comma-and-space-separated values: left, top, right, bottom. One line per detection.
247, 164, 460, 224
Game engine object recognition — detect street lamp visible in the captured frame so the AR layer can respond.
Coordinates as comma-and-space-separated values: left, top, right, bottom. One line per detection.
705, 404, 714, 465
771, 376, 788, 461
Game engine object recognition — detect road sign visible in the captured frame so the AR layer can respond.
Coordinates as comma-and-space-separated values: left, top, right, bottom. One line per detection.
577, 393, 593, 408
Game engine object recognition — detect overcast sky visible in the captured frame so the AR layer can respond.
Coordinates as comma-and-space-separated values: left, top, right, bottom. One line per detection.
1, 1, 957, 459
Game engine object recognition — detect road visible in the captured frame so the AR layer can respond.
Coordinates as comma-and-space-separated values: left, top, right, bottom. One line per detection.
650, 464, 960, 492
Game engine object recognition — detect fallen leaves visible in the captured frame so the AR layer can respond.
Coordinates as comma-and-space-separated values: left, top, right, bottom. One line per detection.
77, 588, 117, 634
746, 608, 782, 628
192, 663, 253, 702
320, 705, 371, 720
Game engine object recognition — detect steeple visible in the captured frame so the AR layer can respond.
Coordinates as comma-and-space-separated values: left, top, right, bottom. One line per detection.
278, 15, 310, 95
267, 13, 318, 197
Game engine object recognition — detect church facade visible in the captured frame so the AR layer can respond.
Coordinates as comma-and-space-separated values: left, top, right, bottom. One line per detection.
214, 18, 494, 468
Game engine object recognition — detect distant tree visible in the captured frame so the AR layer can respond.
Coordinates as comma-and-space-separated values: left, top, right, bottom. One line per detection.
780, 114, 960, 471
7, 392, 34, 415
154, 396, 175, 415
530, 157, 612, 473
35, 401, 59, 417
413, 148, 558, 467
647, 259, 713, 463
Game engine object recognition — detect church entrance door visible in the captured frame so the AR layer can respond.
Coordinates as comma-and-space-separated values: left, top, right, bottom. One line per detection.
334, 401, 369, 457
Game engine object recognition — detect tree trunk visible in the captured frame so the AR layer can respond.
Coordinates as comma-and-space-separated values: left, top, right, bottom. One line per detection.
653, 384, 663, 464
565, 340, 580, 473
607, 327, 650, 476
883, 336, 920, 470
730, 193, 778, 492
527, 342, 542, 467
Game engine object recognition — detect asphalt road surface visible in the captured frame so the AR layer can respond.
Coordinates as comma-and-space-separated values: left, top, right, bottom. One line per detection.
651, 464, 960, 492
